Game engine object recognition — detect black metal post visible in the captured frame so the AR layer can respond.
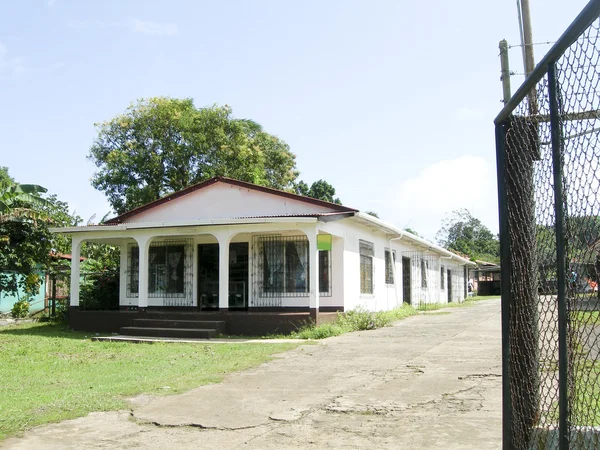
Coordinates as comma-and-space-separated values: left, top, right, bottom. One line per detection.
548, 62, 569, 450
51, 275, 57, 317
496, 122, 513, 450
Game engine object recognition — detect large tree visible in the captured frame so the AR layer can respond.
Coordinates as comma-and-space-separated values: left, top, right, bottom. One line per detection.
89, 98, 299, 214
295, 179, 342, 204
436, 208, 499, 262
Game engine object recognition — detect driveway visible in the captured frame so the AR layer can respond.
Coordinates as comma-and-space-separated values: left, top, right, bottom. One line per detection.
3, 300, 502, 449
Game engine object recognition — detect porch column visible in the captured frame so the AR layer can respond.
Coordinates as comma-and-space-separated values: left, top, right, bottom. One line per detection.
217, 234, 232, 311
136, 235, 152, 309
69, 236, 83, 307
307, 228, 320, 321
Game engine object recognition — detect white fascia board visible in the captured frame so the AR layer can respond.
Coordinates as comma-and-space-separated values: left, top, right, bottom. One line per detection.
50, 217, 319, 234
352, 212, 476, 266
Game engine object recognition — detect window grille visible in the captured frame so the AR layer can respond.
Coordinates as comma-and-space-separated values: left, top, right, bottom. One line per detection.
126, 239, 193, 306
440, 265, 445, 289
252, 235, 331, 307
403, 252, 440, 307
385, 249, 396, 285
360, 240, 374, 294
421, 259, 428, 288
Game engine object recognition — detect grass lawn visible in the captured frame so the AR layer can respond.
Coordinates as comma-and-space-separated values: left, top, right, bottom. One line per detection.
0, 322, 299, 440
416, 295, 501, 311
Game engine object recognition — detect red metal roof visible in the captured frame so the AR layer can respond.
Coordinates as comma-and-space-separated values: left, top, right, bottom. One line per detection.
104, 177, 357, 225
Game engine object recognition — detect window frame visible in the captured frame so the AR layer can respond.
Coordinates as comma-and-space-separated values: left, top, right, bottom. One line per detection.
359, 240, 375, 295
385, 248, 396, 285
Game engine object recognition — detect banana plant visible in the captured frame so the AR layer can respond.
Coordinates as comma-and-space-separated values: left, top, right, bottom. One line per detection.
0, 182, 51, 223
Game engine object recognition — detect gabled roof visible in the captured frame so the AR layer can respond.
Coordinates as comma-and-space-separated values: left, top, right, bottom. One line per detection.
104, 177, 357, 225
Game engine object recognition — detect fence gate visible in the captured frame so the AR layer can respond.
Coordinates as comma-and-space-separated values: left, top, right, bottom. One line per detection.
495, 1, 600, 448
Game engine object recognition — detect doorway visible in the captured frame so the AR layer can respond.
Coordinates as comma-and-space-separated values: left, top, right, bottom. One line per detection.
198, 244, 219, 310
402, 257, 411, 305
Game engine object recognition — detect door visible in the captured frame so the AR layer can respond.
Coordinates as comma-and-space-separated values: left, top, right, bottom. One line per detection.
447, 269, 452, 303
228, 242, 249, 309
402, 257, 411, 305
198, 244, 219, 310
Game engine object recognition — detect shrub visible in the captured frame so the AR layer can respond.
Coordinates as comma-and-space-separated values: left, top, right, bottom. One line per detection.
11, 300, 30, 318
80, 272, 119, 310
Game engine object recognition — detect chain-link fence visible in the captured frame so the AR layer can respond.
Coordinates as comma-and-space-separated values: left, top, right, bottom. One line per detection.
495, 2, 600, 448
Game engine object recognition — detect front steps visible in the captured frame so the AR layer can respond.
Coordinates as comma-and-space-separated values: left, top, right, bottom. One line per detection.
120, 315, 226, 340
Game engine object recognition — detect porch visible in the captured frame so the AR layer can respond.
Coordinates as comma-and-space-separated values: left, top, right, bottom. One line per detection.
66, 219, 344, 334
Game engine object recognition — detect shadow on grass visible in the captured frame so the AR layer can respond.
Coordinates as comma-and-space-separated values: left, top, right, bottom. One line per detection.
0, 322, 88, 339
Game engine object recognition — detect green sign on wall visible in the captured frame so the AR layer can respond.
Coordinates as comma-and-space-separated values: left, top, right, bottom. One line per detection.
317, 234, 332, 251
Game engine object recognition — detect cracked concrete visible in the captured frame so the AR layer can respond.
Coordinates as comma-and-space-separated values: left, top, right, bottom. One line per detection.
2, 299, 502, 449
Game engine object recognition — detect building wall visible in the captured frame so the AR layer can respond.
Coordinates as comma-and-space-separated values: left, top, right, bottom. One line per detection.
0, 271, 47, 314
126, 183, 338, 223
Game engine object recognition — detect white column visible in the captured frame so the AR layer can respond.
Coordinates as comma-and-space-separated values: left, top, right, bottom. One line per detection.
69, 236, 83, 307
136, 236, 152, 309
307, 228, 320, 312
218, 235, 231, 310
119, 243, 128, 306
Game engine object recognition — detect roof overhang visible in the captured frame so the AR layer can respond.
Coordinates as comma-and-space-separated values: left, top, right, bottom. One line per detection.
351, 212, 476, 266
50, 216, 320, 234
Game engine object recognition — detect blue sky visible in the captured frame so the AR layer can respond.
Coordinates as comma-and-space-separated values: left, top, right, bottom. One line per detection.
0, 0, 590, 239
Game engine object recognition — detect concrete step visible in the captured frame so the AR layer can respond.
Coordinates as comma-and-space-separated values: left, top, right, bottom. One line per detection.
142, 311, 221, 320
132, 319, 225, 332
120, 327, 218, 339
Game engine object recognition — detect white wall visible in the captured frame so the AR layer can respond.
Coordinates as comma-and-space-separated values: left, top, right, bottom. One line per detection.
125, 183, 338, 223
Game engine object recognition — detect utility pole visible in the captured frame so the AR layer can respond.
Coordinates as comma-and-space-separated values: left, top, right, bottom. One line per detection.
520, 0, 538, 115
499, 39, 512, 105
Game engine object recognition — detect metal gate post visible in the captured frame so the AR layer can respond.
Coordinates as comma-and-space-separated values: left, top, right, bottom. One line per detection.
496, 122, 513, 449
548, 62, 569, 450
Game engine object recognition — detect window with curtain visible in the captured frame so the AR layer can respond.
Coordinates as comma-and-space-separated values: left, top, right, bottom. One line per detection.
259, 235, 331, 296
129, 244, 186, 296
360, 240, 374, 294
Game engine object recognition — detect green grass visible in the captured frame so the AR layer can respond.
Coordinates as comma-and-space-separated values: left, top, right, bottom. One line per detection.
0, 322, 299, 440
417, 295, 501, 311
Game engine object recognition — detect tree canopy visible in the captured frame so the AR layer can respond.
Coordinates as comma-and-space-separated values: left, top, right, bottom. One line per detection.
295, 179, 342, 204
436, 208, 499, 262
89, 98, 299, 214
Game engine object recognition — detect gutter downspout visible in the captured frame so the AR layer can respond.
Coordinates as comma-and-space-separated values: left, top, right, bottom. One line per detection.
389, 232, 404, 307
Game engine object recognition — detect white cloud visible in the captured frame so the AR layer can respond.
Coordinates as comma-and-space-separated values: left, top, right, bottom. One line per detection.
128, 19, 179, 36
390, 156, 498, 240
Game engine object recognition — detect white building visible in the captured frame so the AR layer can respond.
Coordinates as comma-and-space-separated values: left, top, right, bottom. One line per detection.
53, 177, 474, 335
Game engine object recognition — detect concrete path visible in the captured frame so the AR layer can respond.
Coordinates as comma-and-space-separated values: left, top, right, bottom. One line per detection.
3, 300, 502, 449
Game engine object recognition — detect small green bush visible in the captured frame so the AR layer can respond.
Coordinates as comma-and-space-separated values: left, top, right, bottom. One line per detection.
293, 304, 418, 339
11, 300, 30, 318
80, 272, 119, 310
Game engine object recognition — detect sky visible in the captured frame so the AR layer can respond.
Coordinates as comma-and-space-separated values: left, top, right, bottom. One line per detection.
0, 0, 591, 240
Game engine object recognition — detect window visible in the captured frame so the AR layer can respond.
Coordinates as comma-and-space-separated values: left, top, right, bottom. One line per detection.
360, 240, 374, 294
421, 259, 428, 288
259, 235, 332, 297
440, 265, 445, 289
385, 249, 396, 285
129, 244, 186, 297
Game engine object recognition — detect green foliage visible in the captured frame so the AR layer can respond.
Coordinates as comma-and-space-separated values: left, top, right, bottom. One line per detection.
295, 179, 342, 204
10, 300, 30, 318
404, 227, 420, 237
0, 168, 81, 297
436, 208, 499, 262
293, 304, 417, 339
0, 322, 299, 440
365, 211, 379, 218
89, 98, 299, 214
79, 272, 119, 310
